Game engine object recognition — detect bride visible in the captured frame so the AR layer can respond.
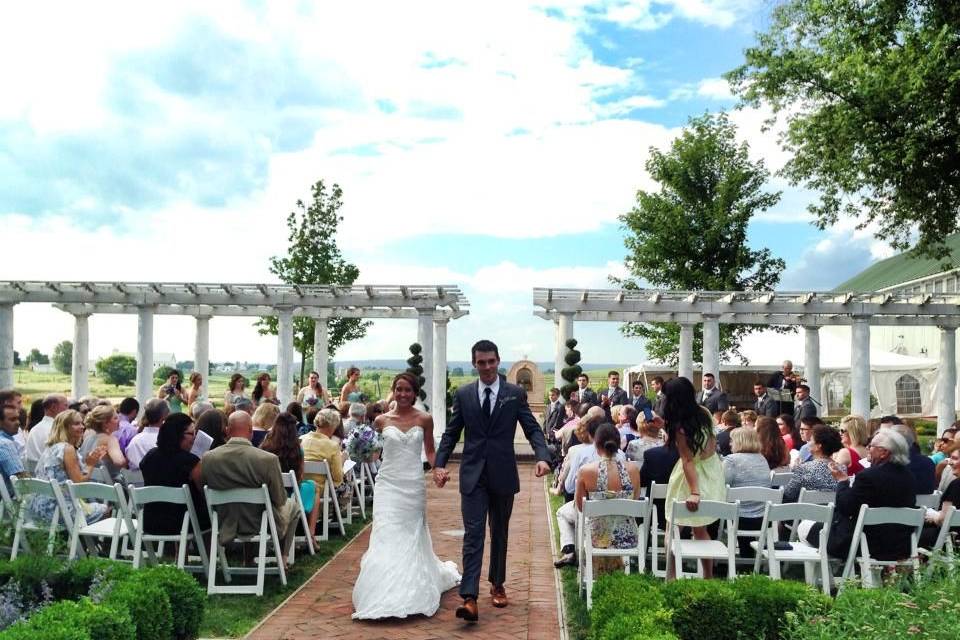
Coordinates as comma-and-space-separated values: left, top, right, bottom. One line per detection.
352, 372, 461, 619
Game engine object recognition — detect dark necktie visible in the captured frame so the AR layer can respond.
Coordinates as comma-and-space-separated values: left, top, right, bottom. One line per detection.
482, 386, 492, 418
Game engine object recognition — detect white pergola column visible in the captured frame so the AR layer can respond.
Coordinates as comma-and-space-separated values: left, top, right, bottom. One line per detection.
803, 326, 822, 416
556, 312, 574, 389
313, 316, 329, 387
432, 315, 449, 438
938, 326, 957, 435
277, 307, 294, 406
0, 304, 14, 390
678, 323, 694, 380
850, 316, 872, 417
194, 316, 210, 401
71, 313, 91, 399
701, 315, 720, 382
417, 311, 434, 409
135, 306, 155, 407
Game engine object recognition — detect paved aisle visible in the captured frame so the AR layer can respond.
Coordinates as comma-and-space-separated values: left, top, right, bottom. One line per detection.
247, 462, 561, 640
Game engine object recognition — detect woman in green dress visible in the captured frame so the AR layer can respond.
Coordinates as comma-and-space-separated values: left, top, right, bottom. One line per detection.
662, 376, 725, 579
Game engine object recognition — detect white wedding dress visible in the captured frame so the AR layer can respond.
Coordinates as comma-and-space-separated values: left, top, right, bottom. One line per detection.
352, 425, 461, 619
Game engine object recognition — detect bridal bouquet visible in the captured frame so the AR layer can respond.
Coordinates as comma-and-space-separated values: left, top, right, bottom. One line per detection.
346, 425, 382, 463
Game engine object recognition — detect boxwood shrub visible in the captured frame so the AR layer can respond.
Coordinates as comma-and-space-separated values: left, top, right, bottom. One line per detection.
732, 575, 832, 640
0, 598, 135, 640
138, 566, 205, 640
102, 573, 173, 640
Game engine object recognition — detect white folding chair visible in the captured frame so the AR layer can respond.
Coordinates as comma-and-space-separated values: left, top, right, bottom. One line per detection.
919, 505, 959, 572
205, 484, 287, 596
121, 468, 144, 488
769, 471, 793, 488
580, 498, 650, 609
915, 492, 942, 509
65, 481, 137, 561
304, 460, 346, 539
798, 488, 836, 505
841, 505, 925, 588
348, 468, 366, 522
645, 482, 670, 578
751, 501, 835, 594
127, 484, 207, 573
670, 499, 740, 580
724, 486, 783, 563
10, 477, 73, 559
0, 478, 18, 525
360, 461, 377, 504
280, 471, 316, 565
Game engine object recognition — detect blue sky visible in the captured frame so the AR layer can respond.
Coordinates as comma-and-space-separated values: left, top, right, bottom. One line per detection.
0, 1, 894, 366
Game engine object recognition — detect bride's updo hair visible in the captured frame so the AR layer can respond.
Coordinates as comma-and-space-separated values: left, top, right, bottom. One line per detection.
594, 423, 621, 457
391, 372, 421, 395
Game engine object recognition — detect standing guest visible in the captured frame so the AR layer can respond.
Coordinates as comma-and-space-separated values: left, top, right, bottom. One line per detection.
793, 384, 817, 422
115, 398, 140, 453
888, 422, 936, 494
0, 405, 28, 496
24, 394, 68, 469
297, 371, 330, 409
783, 425, 843, 502
757, 416, 790, 471
663, 376, 725, 580
796, 416, 822, 464
599, 371, 629, 421
186, 372, 205, 406
303, 408, 352, 512
715, 409, 740, 457
31, 410, 108, 525
625, 412, 663, 468
651, 376, 666, 417
201, 411, 298, 560
252, 372, 279, 407
753, 382, 778, 418
544, 388, 566, 433
157, 371, 187, 414
27, 399, 45, 430
574, 374, 598, 407
224, 374, 248, 410
261, 412, 320, 537
768, 360, 798, 417
78, 405, 127, 482
139, 413, 209, 534
722, 428, 773, 556
126, 398, 170, 471
629, 379, 652, 414
196, 408, 227, 450
251, 403, 280, 448
339, 367, 363, 403
697, 373, 729, 413
777, 414, 802, 451
739, 410, 758, 431
833, 414, 871, 476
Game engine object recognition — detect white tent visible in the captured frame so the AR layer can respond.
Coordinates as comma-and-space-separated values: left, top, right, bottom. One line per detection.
626, 328, 939, 418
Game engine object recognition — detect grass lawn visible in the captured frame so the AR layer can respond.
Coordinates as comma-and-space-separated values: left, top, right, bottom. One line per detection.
200, 516, 370, 638
547, 477, 590, 640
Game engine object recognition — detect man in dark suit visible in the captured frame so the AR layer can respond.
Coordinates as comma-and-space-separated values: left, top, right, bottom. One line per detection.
599, 371, 629, 420
434, 340, 551, 622
640, 431, 679, 528
768, 360, 798, 416
544, 387, 565, 433
629, 380, 652, 415
886, 420, 936, 494
793, 384, 817, 422
697, 373, 729, 413
574, 373, 598, 407
651, 376, 666, 416
753, 382, 779, 418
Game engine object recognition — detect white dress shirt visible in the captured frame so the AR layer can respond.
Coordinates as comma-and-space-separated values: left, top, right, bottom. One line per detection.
24, 415, 54, 463
125, 426, 160, 471
477, 376, 500, 414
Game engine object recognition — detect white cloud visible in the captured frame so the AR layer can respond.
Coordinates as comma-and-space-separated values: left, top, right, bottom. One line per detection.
697, 77, 733, 100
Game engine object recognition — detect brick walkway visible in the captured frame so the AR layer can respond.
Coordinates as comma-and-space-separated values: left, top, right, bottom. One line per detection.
247, 462, 561, 640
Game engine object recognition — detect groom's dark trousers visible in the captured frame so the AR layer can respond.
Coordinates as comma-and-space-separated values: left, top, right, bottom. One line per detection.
461, 468, 514, 597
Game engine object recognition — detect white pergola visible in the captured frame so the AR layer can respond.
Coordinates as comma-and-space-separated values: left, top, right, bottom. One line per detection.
535, 288, 960, 433
0, 282, 468, 431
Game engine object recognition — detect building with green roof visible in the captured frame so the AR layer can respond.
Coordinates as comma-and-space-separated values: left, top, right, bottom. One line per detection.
834, 233, 960, 295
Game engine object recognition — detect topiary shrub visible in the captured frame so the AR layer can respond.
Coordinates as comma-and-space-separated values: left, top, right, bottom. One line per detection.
560, 338, 582, 399
732, 575, 830, 640
662, 579, 741, 640
102, 573, 173, 640
139, 566, 205, 639
405, 343, 427, 403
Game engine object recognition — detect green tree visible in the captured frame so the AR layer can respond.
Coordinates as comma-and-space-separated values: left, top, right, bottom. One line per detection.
616, 112, 786, 365
25, 348, 49, 366
727, 0, 960, 261
257, 180, 370, 383
451, 366, 464, 377
97, 354, 137, 386
153, 366, 178, 386
51, 340, 72, 375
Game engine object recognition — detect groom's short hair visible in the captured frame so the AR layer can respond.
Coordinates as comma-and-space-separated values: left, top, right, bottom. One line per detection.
471, 339, 499, 362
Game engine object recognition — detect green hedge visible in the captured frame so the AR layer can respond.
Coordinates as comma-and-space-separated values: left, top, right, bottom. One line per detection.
0, 558, 204, 640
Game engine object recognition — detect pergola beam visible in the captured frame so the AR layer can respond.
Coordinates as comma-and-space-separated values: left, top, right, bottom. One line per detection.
53, 302, 467, 320
532, 310, 960, 327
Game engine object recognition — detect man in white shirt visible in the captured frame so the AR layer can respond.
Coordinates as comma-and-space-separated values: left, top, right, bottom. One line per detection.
23, 394, 68, 467
126, 398, 169, 471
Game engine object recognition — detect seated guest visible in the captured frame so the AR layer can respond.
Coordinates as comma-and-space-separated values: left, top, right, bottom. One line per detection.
920, 452, 960, 548
139, 413, 209, 534
739, 410, 757, 431
783, 425, 843, 502
833, 414, 871, 477
640, 430, 680, 527
232, 397, 255, 417
818, 428, 918, 560
757, 416, 790, 471
343, 402, 367, 438
126, 398, 169, 471
551, 400, 580, 453
551, 415, 611, 502
302, 408, 352, 513
201, 411, 297, 559
0, 404, 28, 497
722, 427, 772, 556
616, 405, 640, 450
777, 414, 802, 451
930, 436, 952, 464
715, 409, 740, 457
27, 398, 45, 430
625, 413, 663, 467
196, 408, 227, 450
251, 403, 280, 447
31, 410, 109, 525
114, 397, 140, 453
24, 394, 68, 468
563, 406, 604, 457
261, 412, 321, 537
78, 404, 127, 483
365, 402, 384, 427
189, 400, 214, 420
795, 416, 822, 465
888, 423, 936, 494
286, 402, 306, 431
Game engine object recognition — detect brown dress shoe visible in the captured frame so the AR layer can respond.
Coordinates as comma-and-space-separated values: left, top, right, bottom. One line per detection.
490, 585, 508, 608
456, 598, 479, 622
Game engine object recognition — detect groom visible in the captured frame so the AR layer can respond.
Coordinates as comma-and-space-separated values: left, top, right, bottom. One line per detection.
433, 339, 551, 623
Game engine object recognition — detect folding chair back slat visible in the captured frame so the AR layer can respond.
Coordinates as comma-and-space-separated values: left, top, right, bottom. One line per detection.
770, 471, 793, 488
752, 501, 835, 594
582, 498, 649, 519
581, 498, 650, 608
10, 477, 72, 559
915, 492, 942, 509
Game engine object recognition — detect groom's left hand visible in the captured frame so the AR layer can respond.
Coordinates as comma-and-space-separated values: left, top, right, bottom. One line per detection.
534, 461, 551, 477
